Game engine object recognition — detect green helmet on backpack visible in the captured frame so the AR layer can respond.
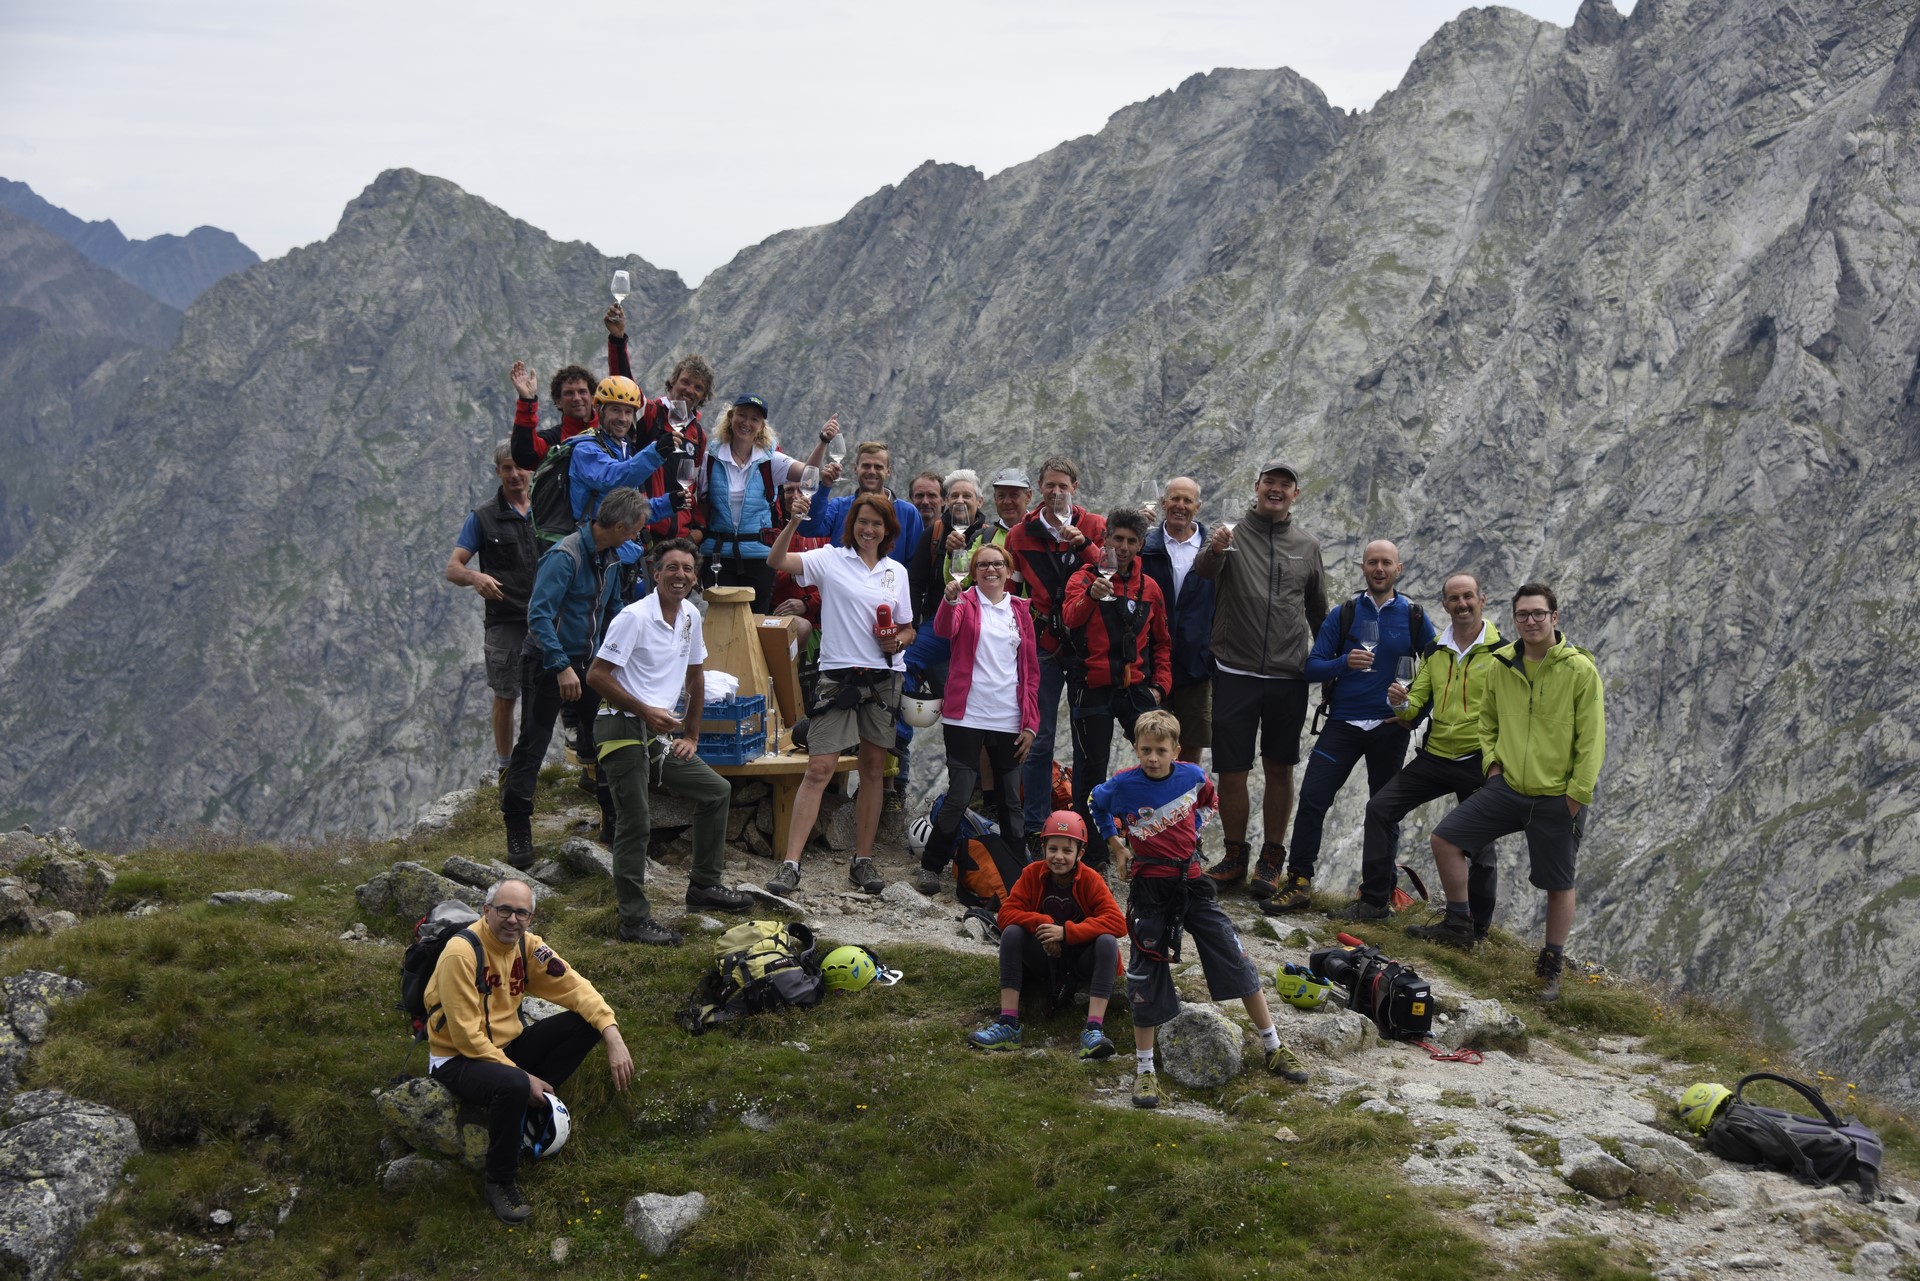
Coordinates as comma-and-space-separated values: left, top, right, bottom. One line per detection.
1679, 1082, 1733, 1132
1275, 962, 1333, 1010
821, 945, 879, 992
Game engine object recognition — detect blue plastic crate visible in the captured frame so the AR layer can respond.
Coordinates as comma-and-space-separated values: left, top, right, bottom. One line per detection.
697, 694, 765, 739
697, 731, 767, 766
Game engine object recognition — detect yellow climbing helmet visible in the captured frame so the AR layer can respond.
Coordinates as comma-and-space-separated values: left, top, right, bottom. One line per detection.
821, 945, 878, 992
1275, 962, 1332, 1010
594, 375, 643, 407
1679, 1082, 1732, 1132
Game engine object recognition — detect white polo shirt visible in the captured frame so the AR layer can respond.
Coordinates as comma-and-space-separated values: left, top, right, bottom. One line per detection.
595, 592, 705, 709
797, 546, 914, 672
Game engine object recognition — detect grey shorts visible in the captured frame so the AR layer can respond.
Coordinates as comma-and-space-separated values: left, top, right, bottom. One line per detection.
483, 621, 527, 700
1431, 773, 1586, 892
1163, 681, 1212, 753
1124, 875, 1262, 1028
808, 671, 902, 756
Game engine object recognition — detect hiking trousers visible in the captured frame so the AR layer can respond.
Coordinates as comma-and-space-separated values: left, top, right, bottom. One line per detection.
1067, 682, 1158, 861
923, 723, 1023, 872
1287, 719, 1410, 878
1019, 651, 1070, 836
430, 1010, 601, 1184
1359, 747, 1497, 930
598, 712, 731, 927
502, 652, 610, 827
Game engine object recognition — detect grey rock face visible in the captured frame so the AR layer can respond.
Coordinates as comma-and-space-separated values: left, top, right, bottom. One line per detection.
624, 1190, 709, 1258
32, 856, 111, 915
1155, 1005, 1244, 1087
0, 1089, 141, 1281
373, 1078, 490, 1171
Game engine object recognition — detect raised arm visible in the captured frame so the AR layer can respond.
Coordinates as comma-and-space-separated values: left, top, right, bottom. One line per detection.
766, 489, 813, 578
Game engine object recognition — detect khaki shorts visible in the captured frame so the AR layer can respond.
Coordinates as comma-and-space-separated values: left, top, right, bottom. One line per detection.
1162, 680, 1212, 754
808, 671, 902, 756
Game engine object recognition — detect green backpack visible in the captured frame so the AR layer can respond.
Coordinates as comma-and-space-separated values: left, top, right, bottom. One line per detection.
678, 921, 825, 1035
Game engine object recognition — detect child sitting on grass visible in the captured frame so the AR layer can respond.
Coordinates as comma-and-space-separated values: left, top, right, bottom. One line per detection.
968, 810, 1127, 1059
1090, 710, 1310, 1108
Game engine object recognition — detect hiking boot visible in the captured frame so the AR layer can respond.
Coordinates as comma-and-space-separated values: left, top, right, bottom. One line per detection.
685, 882, 753, 912
913, 866, 943, 897
505, 827, 535, 871
1263, 1044, 1310, 1084
883, 788, 906, 815
765, 862, 803, 897
1406, 912, 1477, 950
1258, 874, 1313, 916
848, 857, 884, 894
483, 1179, 532, 1225
575, 759, 598, 796
1078, 1028, 1117, 1061
617, 917, 683, 946
1247, 843, 1287, 900
1535, 947, 1564, 1003
1208, 839, 1251, 887
1131, 1072, 1160, 1109
967, 1018, 1022, 1051
1331, 898, 1392, 923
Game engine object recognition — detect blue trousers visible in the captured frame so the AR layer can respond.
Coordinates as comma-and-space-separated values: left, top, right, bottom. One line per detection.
1287, 720, 1409, 878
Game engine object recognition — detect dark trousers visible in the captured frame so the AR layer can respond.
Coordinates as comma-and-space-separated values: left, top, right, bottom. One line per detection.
502, 651, 609, 828
1068, 683, 1158, 861
1000, 923, 1119, 1003
430, 1011, 602, 1183
713, 557, 775, 613
1288, 719, 1410, 878
924, 723, 1023, 870
1019, 652, 1070, 835
1360, 748, 1498, 929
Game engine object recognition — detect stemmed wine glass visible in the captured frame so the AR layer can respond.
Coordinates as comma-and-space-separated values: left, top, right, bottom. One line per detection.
675, 458, 697, 506
826, 422, 846, 465
1391, 655, 1416, 708
801, 465, 821, 492
611, 270, 630, 304
667, 398, 692, 445
1098, 546, 1119, 584
1218, 519, 1237, 553
1356, 619, 1379, 667
1141, 482, 1160, 523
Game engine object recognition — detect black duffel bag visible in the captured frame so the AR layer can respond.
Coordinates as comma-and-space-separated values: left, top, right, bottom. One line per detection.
1704, 1072, 1884, 1202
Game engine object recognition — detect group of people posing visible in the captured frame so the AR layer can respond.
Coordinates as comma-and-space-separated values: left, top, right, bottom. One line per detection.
435, 306, 1608, 1220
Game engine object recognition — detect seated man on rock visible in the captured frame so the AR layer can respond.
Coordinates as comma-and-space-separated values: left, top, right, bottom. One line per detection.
425, 878, 632, 1224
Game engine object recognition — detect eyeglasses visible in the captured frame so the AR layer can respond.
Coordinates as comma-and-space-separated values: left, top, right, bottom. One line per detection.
975, 562, 1008, 573
1513, 609, 1553, 622
489, 905, 534, 921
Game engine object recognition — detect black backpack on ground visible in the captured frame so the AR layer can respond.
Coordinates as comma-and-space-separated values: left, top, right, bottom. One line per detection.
398, 901, 517, 1042
1309, 943, 1433, 1040
1705, 1073, 1884, 1201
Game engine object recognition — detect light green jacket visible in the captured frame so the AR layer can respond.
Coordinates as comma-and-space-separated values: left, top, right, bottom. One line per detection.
1395, 620, 1502, 759
1478, 632, 1605, 805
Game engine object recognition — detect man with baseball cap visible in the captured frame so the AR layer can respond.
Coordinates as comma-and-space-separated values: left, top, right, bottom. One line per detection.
1193, 459, 1327, 898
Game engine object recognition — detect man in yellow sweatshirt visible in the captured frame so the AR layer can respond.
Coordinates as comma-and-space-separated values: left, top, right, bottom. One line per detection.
425, 878, 632, 1223
1407, 582, 1605, 1003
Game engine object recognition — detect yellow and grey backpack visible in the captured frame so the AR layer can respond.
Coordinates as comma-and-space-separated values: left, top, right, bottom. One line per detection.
678, 920, 825, 1034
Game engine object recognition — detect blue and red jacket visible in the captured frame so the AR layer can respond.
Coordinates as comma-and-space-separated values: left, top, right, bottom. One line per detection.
1089, 763, 1217, 881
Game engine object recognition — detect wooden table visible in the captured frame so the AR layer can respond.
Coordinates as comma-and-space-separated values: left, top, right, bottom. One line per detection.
709, 730, 857, 856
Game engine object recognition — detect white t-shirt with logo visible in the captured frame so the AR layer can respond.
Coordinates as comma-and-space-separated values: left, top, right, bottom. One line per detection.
797, 546, 914, 672
595, 592, 706, 709
949, 591, 1021, 733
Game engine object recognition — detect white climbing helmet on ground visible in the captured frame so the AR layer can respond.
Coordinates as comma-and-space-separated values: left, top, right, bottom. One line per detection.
907, 814, 934, 857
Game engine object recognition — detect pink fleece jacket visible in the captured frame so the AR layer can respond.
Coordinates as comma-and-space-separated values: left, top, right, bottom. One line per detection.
934, 587, 1041, 734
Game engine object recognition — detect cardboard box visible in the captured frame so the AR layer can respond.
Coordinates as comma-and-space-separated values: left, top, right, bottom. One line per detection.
756, 614, 809, 727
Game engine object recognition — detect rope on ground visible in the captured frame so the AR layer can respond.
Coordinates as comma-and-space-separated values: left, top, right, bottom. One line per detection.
1417, 1039, 1483, 1065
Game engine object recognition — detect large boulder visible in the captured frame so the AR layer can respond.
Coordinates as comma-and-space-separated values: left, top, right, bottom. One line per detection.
1557, 1135, 1635, 1200
0, 1089, 141, 1281
1155, 1005, 1244, 1088
0, 881, 31, 931
33, 857, 113, 915
558, 838, 614, 880
1284, 1006, 1378, 1060
356, 863, 484, 920
1434, 998, 1527, 1053
440, 856, 555, 898
409, 789, 479, 838
0, 835, 37, 872
373, 1078, 490, 1171
625, 1191, 709, 1257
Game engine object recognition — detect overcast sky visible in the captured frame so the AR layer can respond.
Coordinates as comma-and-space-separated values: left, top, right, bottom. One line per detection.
1, 1, 1630, 285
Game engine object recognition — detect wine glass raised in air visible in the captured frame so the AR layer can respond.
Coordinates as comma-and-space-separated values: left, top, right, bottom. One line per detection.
611, 270, 630, 303
1098, 546, 1119, 584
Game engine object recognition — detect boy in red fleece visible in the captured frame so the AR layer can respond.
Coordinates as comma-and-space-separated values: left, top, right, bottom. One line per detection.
967, 810, 1126, 1059
1091, 711, 1310, 1108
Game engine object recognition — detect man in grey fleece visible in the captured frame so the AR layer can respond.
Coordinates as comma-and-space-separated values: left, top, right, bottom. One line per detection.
1192, 460, 1328, 898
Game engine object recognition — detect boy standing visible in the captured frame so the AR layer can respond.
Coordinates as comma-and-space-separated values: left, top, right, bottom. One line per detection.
1091, 711, 1310, 1108
967, 810, 1127, 1059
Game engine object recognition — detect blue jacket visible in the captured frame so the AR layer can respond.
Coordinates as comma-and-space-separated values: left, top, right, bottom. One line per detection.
703, 450, 785, 562
798, 486, 924, 565
569, 435, 666, 525
1138, 522, 1214, 691
525, 530, 634, 672
1303, 591, 1436, 722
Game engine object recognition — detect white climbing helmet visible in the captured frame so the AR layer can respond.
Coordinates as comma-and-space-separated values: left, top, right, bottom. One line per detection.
907, 814, 933, 857
900, 692, 942, 729
522, 1092, 571, 1159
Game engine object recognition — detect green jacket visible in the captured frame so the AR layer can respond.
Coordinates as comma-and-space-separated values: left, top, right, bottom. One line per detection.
1395, 620, 1502, 759
1479, 632, 1605, 805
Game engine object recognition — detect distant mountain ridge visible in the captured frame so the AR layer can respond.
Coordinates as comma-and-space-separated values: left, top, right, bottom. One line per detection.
0, 178, 258, 310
